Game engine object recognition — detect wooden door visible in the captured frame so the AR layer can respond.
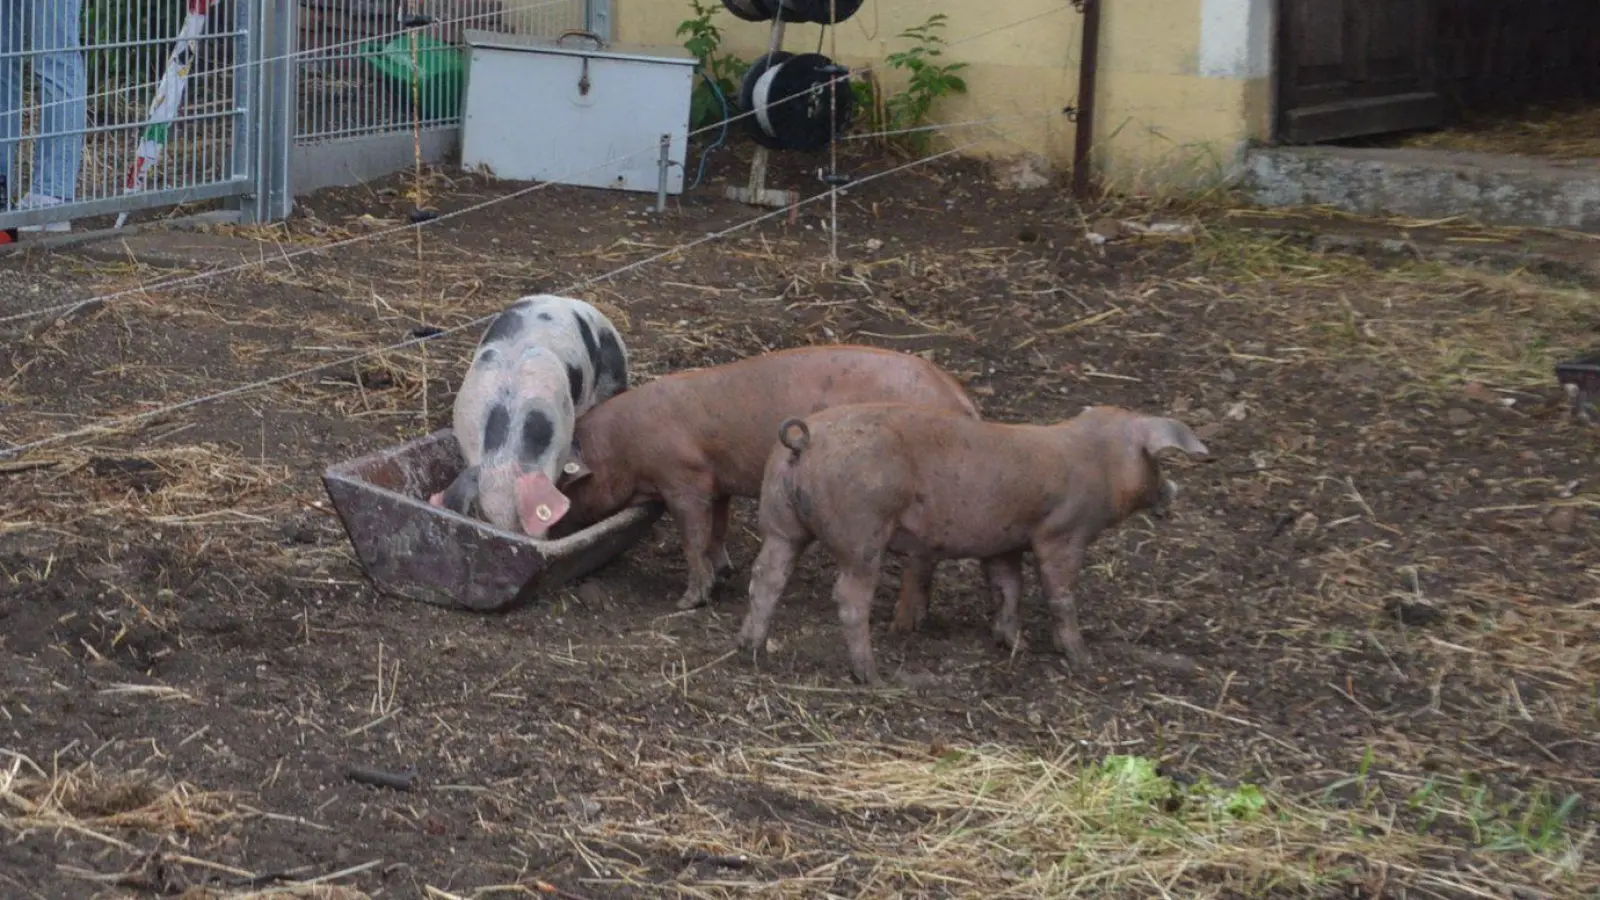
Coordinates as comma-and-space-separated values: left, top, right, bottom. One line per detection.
1275, 0, 1443, 143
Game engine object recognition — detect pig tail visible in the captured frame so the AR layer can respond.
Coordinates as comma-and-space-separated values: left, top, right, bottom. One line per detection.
778, 418, 811, 455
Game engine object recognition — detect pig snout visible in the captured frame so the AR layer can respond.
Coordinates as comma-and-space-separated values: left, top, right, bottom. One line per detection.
1148, 476, 1179, 519
514, 470, 572, 537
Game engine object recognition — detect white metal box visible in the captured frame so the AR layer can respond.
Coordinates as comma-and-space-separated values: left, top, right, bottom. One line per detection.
460, 30, 697, 195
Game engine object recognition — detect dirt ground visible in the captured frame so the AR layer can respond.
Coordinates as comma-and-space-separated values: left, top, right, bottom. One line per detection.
2, 140, 1597, 899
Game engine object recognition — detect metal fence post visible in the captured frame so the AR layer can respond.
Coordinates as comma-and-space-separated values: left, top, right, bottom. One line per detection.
588, 0, 613, 43
228, 0, 259, 220
251, 0, 297, 223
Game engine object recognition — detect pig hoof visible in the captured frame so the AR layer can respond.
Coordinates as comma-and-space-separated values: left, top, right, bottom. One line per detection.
992, 621, 1023, 651
1053, 634, 1094, 668
888, 613, 920, 635
736, 632, 768, 661
675, 591, 710, 611
850, 670, 882, 688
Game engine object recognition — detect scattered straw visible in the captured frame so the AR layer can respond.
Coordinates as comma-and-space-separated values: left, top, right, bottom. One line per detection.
545, 740, 1587, 898
1396, 104, 1600, 161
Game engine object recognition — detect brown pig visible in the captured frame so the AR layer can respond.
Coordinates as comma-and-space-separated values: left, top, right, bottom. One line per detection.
737, 402, 1210, 685
552, 345, 982, 613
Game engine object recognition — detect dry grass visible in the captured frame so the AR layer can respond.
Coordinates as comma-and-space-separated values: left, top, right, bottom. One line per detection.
545, 739, 1591, 899
0, 444, 295, 532
1189, 221, 1599, 395
1396, 105, 1600, 160
0, 750, 378, 899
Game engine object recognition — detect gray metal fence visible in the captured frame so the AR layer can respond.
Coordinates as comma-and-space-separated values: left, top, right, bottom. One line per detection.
0, 0, 606, 234
288, 0, 598, 195
1, 0, 262, 233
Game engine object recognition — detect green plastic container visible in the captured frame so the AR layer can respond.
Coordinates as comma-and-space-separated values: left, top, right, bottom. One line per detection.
362, 34, 467, 121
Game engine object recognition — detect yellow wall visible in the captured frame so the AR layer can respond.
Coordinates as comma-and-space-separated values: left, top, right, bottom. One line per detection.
609, 0, 1270, 193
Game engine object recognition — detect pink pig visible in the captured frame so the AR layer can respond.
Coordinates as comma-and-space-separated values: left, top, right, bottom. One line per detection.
737, 402, 1211, 685
552, 345, 982, 614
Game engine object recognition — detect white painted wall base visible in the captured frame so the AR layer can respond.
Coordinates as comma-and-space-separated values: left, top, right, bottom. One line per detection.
1198, 0, 1272, 80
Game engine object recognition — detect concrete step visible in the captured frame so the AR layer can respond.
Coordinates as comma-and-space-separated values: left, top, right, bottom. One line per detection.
1241, 146, 1600, 234
1221, 207, 1600, 288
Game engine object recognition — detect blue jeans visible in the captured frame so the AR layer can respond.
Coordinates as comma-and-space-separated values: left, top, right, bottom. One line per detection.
0, 0, 87, 203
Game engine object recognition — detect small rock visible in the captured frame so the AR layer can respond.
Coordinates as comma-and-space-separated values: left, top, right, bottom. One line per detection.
1225, 401, 1249, 421
1405, 445, 1437, 461
1218, 368, 1237, 384
1501, 608, 1525, 629
1463, 382, 1495, 403
1518, 450, 1538, 462
1385, 597, 1446, 627
1118, 645, 1200, 677
575, 580, 609, 608
1194, 421, 1225, 441
566, 796, 601, 822
892, 670, 940, 689
1089, 217, 1124, 241
1544, 506, 1578, 534
1191, 407, 1217, 422
1292, 511, 1319, 538
1445, 407, 1474, 426
992, 153, 1053, 191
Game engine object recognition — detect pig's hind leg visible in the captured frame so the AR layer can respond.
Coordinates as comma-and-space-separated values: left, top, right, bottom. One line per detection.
709, 494, 735, 581
889, 554, 937, 634
833, 549, 890, 686
735, 530, 811, 662
664, 489, 722, 611
984, 551, 1027, 651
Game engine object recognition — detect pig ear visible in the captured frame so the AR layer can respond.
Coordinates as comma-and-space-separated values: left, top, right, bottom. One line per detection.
515, 471, 572, 537
557, 457, 592, 487
1141, 417, 1210, 459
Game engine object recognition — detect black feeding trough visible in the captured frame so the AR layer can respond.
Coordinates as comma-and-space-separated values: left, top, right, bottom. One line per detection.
721, 0, 866, 22
739, 51, 855, 152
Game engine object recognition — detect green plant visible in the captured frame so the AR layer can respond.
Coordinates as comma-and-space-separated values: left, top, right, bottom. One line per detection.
881, 13, 969, 152
677, 0, 751, 132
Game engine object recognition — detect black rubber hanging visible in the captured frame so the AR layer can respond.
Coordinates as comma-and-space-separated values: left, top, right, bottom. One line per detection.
740, 51, 855, 152
719, 0, 777, 22
722, 0, 865, 24
784, 0, 865, 23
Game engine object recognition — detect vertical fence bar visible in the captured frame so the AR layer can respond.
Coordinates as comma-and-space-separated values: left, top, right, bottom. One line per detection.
229, 0, 259, 219
255, 0, 296, 221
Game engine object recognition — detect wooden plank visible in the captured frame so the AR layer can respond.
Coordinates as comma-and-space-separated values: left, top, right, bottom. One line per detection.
1280, 92, 1444, 144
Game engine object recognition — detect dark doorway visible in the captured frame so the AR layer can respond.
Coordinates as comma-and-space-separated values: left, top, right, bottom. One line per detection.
1274, 0, 1600, 147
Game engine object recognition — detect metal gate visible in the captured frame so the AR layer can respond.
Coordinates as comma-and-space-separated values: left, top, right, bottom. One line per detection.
1, 0, 265, 233
287, 0, 602, 197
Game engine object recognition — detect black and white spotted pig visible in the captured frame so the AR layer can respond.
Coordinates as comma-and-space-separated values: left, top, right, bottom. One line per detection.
429, 294, 629, 537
